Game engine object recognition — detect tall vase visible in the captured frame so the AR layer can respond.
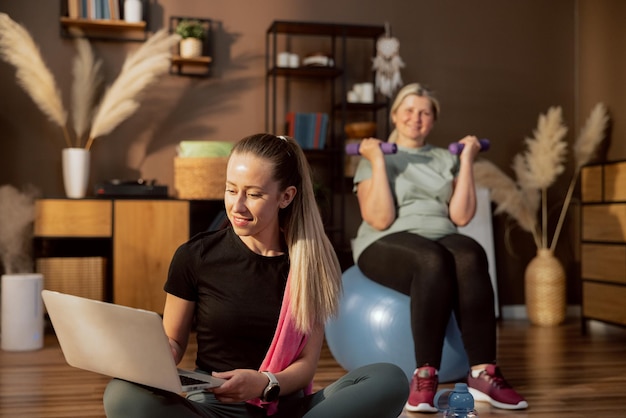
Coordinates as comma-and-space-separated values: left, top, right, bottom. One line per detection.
1, 273, 45, 351
524, 248, 566, 326
62, 148, 90, 199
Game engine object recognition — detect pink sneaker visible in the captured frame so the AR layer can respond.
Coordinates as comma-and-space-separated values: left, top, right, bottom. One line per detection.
405, 366, 439, 413
467, 364, 528, 410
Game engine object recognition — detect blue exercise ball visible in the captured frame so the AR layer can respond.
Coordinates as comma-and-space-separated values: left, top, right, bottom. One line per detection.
325, 266, 470, 383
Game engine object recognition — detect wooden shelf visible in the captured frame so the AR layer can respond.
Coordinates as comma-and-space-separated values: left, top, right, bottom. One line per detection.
169, 16, 213, 77
59, 17, 147, 41
268, 66, 342, 78
60, 17, 146, 31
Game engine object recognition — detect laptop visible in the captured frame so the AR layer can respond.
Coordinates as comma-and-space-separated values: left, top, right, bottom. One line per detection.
41, 290, 225, 394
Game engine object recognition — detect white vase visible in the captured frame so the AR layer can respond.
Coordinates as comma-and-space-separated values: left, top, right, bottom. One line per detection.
124, 0, 143, 23
179, 38, 203, 58
1, 273, 45, 351
62, 148, 90, 199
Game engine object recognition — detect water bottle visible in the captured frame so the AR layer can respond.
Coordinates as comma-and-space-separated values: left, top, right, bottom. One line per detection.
434, 383, 478, 418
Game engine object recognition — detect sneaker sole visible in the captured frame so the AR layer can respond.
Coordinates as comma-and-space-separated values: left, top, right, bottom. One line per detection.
404, 401, 438, 413
468, 387, 529, 410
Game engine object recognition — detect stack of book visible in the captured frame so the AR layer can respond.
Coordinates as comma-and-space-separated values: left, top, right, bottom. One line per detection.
67, 0, 121, 20
285, 112, 329, 150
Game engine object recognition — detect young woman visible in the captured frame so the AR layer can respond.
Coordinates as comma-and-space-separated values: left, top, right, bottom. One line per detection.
352, 83, 528, 413
103, 133, 409, 418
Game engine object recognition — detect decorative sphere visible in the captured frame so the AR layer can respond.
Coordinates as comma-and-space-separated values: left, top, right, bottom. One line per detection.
325, 266, 470, 382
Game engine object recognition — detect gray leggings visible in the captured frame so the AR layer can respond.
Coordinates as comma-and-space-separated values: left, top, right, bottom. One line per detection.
103, 362, 409, 418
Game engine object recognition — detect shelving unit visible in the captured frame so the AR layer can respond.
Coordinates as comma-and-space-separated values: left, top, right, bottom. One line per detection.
169, 16, 213, 77
59, 1, 149, 42
265, 20, 388, 254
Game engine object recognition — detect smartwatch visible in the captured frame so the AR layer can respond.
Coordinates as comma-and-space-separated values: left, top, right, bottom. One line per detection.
261, 371, 280, 402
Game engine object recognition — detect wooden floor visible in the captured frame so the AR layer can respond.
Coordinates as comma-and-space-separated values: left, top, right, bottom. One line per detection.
1, 318, 626, 417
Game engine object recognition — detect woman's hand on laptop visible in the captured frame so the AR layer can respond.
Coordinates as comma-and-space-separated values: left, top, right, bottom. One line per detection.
207, 369, 265, 403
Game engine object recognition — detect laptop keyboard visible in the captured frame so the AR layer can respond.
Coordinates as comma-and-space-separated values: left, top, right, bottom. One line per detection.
180, 375, 209, 385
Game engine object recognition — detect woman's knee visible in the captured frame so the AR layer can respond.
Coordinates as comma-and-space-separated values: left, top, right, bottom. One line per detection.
103, 379, 169, 417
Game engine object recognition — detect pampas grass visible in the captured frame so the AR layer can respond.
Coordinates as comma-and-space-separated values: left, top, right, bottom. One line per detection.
0, 13, 180, 150
0, 13, 71, 147
0, 185, 40, 274
474, 104, 609, 251
85, 29, 180, 150
71, 36, 103, 148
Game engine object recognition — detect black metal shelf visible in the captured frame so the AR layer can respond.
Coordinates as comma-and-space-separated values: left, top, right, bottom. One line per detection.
265, 20, 389, 250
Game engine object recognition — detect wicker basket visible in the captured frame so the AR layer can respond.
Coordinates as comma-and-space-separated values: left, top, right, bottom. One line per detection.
36, 257, 106, 301
174, 157, 228, 199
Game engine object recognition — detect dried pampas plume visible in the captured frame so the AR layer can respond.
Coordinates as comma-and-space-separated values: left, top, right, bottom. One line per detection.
0, 13, 180, 151
474, 160, 541, 248
0, 185, 40, 274
85, 29, 181, 150
0, 13, 71, 147
71, 36, 104, 147
475, 104, 609, 251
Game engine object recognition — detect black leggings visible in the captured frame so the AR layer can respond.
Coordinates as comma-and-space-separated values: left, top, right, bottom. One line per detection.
357, 232, 496, 369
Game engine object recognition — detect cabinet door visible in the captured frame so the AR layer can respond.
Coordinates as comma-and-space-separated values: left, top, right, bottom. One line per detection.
113, 200, 189, 312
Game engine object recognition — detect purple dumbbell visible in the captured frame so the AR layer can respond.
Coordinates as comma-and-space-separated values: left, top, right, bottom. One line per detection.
346, 142, 398, 155
448, 139, 490, 155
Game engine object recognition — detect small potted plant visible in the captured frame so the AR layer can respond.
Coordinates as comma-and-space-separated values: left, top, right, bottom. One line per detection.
175, 19, 205, 58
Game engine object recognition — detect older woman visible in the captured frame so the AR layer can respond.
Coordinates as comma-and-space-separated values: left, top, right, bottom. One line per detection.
352, 83, 527, 413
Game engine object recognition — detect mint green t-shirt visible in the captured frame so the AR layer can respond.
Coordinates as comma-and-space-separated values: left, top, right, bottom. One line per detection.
351, 144, 460, 262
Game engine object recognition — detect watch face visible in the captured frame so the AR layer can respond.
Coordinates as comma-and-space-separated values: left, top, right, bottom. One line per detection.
264, 384, 280, 402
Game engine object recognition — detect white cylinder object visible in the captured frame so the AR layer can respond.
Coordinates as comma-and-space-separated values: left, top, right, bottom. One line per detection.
288, 53, 300, 68
124, 0, 143, 23
277, 52, 290, 67
1, 273, 44, 351
360, 82, 374, 103
62, 148, 90, 199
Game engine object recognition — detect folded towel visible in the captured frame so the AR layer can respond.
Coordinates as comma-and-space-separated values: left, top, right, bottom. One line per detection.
247, 273, 311, 415
177, 141, 233, 158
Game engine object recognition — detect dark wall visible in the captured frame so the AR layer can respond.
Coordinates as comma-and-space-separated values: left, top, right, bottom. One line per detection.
0, 0, 582, 306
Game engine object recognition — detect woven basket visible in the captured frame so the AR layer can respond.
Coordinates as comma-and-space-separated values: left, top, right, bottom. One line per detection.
174, 157, 228, 200
524, 249, 566, 326
36, 257, 106, 301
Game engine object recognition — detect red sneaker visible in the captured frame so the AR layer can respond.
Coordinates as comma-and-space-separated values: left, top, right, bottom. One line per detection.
405, 366, 439, 413
467, 364, 528, 410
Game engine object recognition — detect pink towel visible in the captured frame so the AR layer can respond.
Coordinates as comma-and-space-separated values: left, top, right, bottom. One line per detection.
247, 273, 312, 415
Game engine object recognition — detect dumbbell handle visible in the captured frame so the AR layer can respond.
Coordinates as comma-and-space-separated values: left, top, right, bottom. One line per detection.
345, 142, 397, 156
448, 139, 490, 155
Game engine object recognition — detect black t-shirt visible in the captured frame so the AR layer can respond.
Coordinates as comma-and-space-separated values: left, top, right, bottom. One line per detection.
164, 227, 289, 373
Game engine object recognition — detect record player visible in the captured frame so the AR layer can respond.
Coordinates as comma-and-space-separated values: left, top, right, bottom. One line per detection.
94, 179, 169, 199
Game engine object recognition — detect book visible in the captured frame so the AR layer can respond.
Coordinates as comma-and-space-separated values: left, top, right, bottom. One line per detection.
285, 112, 329, 150
67, 0, 81, 18
108, 0, 120, 19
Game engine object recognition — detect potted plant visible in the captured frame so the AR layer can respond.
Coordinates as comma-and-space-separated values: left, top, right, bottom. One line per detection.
175, 19, 205, 58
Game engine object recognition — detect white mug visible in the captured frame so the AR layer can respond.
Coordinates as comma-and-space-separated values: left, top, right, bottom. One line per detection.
277, 52, 290, 67
359, 83, 374, 103
288, 53, 300, 68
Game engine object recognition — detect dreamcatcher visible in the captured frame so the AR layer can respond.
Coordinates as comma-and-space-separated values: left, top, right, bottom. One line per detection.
372, 22, 405, 98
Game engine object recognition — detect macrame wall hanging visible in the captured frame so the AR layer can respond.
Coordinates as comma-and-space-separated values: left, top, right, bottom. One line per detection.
372, 22, 405, 98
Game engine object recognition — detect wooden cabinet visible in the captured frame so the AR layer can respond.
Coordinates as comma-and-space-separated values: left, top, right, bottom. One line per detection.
580, 161, 626, 327
34, 198, 224, 313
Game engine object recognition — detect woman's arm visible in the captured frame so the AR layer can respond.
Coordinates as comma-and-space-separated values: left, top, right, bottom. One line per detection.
270, 322, 324, 394
356, 138, 396, 230
210, 323, 325, 403
162, 293, 195, 364
448, 135, 480, 226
